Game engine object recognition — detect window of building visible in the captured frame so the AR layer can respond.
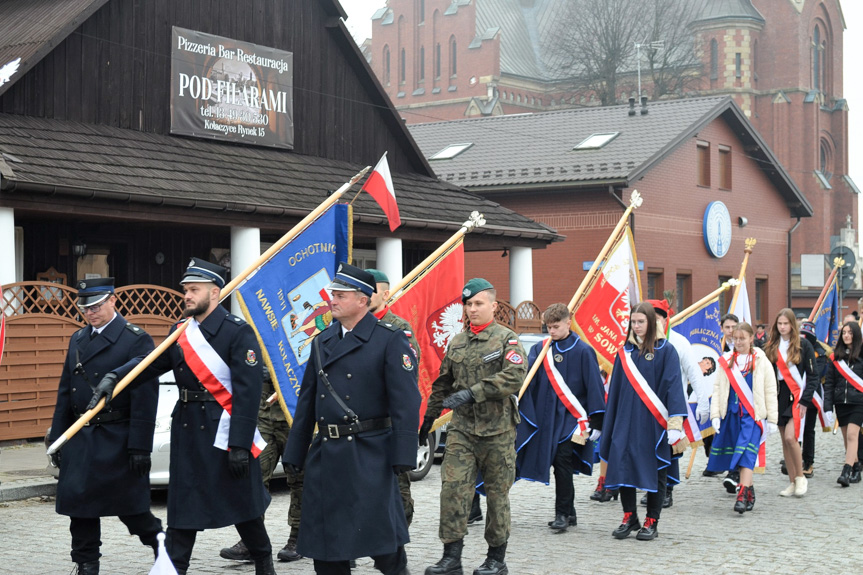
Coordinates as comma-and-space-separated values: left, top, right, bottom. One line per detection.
574, 132, 620, 150
400, 48, 406, 84
820, 139, 833, 180
755, 278, 768, 325
752, 40, 758, 82
647, 270, 664, 300
813, 25, 822, 92
429, 142, 473, 160
718, 275, 732, 315
450, 36, 457, 77
383, 45, 391, 85
719, 145, 732, 190
435, 43, 441, 79
419, 46, 425, 82
697, 141, 710, 187
710, 39, 718, 80
735, 53, 742, 78
676, 273, 691, 310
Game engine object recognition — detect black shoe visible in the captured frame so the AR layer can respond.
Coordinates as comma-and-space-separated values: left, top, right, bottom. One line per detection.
590, 477, 606, 501
662, 490, 673, 509
723, 471, 739, 494
734, 486, 747, 514
850, 462, 862, 484
635, 517, 658, 541
425, 540, 464, 575
75, 560, 99, 575
549, 513, 569, 532
255, 555, 276, 575
220, 540, 251, 561
612, 512, 640, 539
838, 463, 852, 487
277, 538, 302, 562
467, 493, 483, 525
746, 485, 755, 512
640, 494, 648, 505
702, 469, 720, 477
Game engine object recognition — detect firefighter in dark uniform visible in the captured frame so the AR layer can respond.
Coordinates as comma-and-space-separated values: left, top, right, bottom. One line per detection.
366, 268, 421, 526
422, 279, 527, 575
89, 258, 276, 575
283, 263, 420, 575
49, 278, 162, 575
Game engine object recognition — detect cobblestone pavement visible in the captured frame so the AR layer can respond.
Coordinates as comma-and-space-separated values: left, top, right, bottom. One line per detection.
2, 432, 863, 574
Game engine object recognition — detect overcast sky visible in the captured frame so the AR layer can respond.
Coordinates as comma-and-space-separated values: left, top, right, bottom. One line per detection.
343, 0, 861, 193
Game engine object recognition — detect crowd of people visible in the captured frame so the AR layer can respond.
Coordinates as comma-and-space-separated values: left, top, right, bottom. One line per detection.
49, 263, 861, 574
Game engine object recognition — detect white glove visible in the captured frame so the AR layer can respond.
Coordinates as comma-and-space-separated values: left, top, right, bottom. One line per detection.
667, 429, 684, 445
824, 411, 836, 429
766, 422, 779, 435
696, 403, 711, 424
588, 428, 602, 443
711, 418, 721, 433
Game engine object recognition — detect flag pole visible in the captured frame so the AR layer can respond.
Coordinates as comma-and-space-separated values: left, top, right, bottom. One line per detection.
669, 280, 738, 329
48, 167, 371, 456
720, 238, 756, 352
387, 211, 486, 305
807, 258, 843, 322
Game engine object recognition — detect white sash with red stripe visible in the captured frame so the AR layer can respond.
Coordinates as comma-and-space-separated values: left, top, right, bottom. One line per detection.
541, 338, 590, 437
810, 389, 832, 432
178, 319, 267, 458
618, 347, 668, 429
833, 358, 863, 394
683, 401, 703, 443
718, 354, 768, 470
776, 347, 806, 441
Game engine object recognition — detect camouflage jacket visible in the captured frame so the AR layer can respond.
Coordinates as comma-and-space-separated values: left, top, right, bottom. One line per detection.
427, 322, 526, 436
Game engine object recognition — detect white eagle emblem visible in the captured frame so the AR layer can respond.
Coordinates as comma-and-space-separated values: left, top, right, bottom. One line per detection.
431, 302, 464, 352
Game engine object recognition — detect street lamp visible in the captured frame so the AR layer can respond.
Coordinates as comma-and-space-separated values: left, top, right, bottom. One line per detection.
635, 40, 664, 98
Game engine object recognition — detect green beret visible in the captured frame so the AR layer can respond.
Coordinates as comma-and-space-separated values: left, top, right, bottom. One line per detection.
365, 268, 389, 285
462, 278, 494, 302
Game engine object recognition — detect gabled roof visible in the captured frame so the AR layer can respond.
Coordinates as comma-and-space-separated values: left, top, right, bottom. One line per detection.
0, 113, 559, 244
690, 0, 764, 26
409, 96, 812, 218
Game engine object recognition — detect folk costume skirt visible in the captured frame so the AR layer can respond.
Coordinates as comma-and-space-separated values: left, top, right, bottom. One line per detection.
707, 395, 761, 472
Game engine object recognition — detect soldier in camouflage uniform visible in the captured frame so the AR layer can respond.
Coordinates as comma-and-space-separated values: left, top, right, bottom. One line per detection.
220, 370, 305, 563
367, 269, 421, 526
421, 279, 527, 575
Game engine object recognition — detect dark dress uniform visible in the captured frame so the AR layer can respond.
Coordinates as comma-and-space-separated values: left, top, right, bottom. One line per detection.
142, 304, 272, 572
49, 313, 162, 567
283, 311, 420, 572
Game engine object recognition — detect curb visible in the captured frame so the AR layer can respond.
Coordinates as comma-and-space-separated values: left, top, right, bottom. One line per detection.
0, 478, 57, 502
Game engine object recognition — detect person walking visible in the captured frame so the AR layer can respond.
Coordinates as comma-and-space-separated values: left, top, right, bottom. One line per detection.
823, 321, 863, 486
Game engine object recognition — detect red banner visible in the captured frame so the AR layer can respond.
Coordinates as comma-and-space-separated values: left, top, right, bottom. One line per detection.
390, 243, 465, 419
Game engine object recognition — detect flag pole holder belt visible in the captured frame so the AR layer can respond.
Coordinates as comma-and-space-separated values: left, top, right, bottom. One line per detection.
180, 389, 217, 402
326, 417, 392, 439
75, 409, 130, 425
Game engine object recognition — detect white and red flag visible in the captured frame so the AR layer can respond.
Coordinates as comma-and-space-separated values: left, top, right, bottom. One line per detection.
390, 242, 464, 419
362, 152, 401, 231
573, 226, 642, 371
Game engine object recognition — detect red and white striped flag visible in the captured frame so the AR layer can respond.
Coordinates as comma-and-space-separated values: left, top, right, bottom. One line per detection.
362, 153, 401, 231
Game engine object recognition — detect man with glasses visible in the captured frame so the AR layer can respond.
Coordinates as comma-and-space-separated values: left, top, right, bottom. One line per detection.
48, 278, 162, 575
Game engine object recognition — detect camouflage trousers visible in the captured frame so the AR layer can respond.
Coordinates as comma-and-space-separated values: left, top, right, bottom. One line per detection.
439, 427, 516, 547
257, 408, 303, 531
398, 471, 414, 526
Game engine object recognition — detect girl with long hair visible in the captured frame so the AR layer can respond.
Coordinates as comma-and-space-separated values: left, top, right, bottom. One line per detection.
706, 322, 778, 513
600, 303, 688, 541
762, 308, 816, 496
824, 321, 863, 486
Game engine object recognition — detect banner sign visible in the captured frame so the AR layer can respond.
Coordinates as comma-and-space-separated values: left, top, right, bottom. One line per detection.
236, 204, 350, 421
171, 26, 294, 149
813, 277, 840, 348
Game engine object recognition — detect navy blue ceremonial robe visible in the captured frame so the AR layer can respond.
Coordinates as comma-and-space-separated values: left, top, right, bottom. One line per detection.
516, 332, 606, 483
600, 340, 687, 492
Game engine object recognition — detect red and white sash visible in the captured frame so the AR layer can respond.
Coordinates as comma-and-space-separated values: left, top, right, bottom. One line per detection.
810, 389, 832, 432
618, 347, 668, 429
541, 338, 589, 437
178, 319, 267, 458
776, 347, 806, 441
683, 401, 703, 443
832, 357, 863, 394
718, 354, 767, 470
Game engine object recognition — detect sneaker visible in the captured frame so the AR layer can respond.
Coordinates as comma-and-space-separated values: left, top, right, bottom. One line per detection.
219, 540, 251, 562
722, 471, 739, 494
779, 482, 796, 497
802, 465, 814, 478
794, 475, 808, 497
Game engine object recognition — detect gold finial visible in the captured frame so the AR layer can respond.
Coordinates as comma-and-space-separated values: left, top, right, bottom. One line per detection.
834, 257, 846, 269
744, 238, 757, 253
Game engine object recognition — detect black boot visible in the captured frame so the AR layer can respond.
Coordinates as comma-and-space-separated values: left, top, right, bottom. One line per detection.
850, 462, 862, 484
220, 539, 251, 561
734, 486, 747, 514
612, 512, 640, 539
473, 543, 507, 575
746, 485, 755, 511
277, 536, 302, 562
548, 513, 569, 532
640, 494, 648, 506
467, 493, 483, 525
425, 540, 463, 575
589, 477, 606, 501
662, 487, 673, 509
838, 463, 852, 487
75, 561, 99, 575
636, 517, 658, 541
254, 555, 276, 575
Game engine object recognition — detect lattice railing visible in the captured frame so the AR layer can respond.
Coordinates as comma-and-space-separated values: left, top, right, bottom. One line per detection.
115, 285, 183, 321
495, 301, 517, 328
515, 301, 542, 333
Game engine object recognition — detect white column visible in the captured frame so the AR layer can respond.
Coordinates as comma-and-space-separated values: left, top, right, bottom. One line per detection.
376, 237, 403, 285
0, 207, 16, 286
509, 246, 533, 307
230, 226, 261, 316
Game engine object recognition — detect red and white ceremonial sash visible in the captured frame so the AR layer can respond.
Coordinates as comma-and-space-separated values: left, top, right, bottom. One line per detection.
718, 355, 767, 470
178, 319, 267, 458
776, 348, 806, 441
683, 402, 703, 443
618, 348, 668, 429
810, 389, 832, 432
541, 338, 589, 437
833, 357, 863, 394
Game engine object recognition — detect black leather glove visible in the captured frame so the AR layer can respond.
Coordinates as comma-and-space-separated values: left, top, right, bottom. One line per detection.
443, 389, 475, 410
129, 452, 151, 478
418, 417, 434, 446
49, 451, 61, 469
86, 372, 119, 411
393, 464, 413, 475
228, 447, 250, 479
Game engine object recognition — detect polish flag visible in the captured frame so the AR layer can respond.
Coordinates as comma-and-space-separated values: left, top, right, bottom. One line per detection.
362, 153, 401, 231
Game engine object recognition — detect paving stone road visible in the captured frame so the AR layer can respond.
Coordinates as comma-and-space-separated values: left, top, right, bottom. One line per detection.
2, 432, 863, 574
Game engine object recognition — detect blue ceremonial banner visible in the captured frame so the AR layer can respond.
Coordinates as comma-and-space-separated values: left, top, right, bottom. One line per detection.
236, 204, 351, 422
813, 277, 840, 348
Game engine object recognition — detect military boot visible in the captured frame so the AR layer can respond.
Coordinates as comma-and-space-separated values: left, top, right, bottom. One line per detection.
254, 554, 277, 575
467, 493, 483, 525
473, 543, 507, 575
220, 540, 251, 561
425, 540, 463, 575
74, 560, 99, 575
277, 536, 302, 562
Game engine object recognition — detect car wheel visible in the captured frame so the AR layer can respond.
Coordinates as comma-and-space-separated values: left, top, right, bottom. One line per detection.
409, 429, 436, 481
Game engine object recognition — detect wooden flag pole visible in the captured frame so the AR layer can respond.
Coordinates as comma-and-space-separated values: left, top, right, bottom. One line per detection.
720, 238, 756, 352
431, 190, 643, 433
807, 259, 843, 322
669, 280, 738, 329
48, 167, 371, 455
